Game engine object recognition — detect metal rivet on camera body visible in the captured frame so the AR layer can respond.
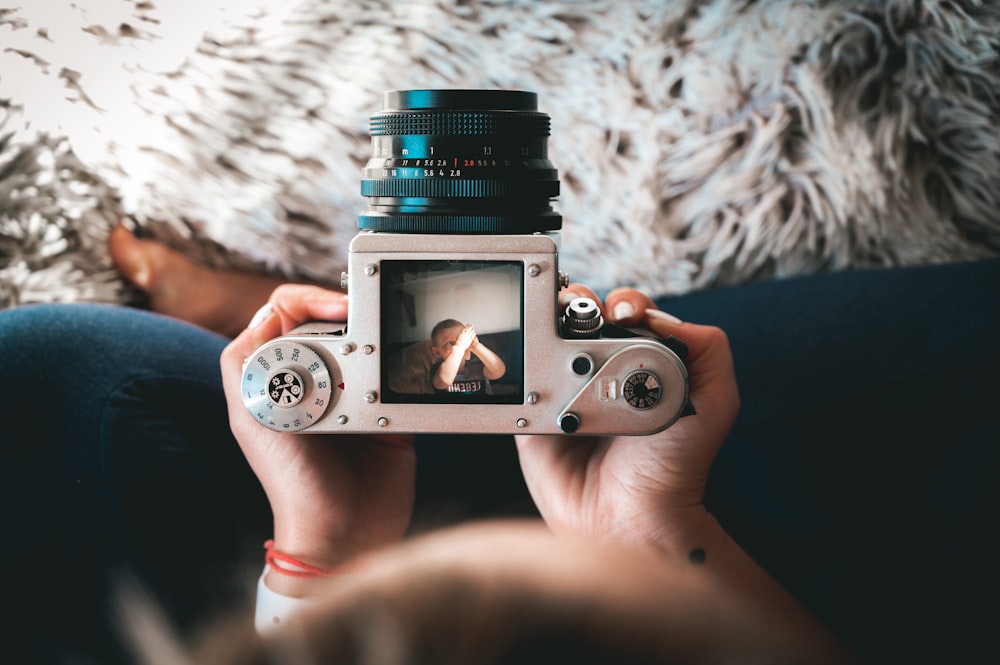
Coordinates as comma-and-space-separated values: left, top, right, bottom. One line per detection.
340, 344, 354, 356
516, 418, 528, 428
365, 390, 378, 404
527, 263, 541, 277
363, 344, 375, 355
365, 263, 378, 277
337, 415, 348, 425
377, 417, 389, 428
558, 271, 569, 288
527, 391, 539, 405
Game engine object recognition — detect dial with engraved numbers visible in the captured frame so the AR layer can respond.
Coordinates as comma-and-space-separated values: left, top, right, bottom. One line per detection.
621, 368, 662, 410
241, 340, 334, 431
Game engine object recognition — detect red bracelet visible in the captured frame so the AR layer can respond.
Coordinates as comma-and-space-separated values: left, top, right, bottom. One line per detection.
263, 539, 332, 579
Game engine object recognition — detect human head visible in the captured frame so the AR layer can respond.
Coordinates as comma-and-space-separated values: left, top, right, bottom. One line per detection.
190, 521, 848, 665
430, 318, 465, 360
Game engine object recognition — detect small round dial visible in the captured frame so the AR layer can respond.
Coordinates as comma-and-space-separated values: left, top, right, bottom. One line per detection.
241, 341, 334, 432
268, 369, 305, 407
621, 369, 663, 410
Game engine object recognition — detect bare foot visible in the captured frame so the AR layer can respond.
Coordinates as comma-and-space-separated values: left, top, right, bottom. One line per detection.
108, 224, 291, 338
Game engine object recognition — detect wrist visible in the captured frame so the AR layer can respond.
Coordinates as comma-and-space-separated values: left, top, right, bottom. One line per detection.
263, 564, 327, 598
271, 520, 349, 568
262, 538, 363, 599
268, 512, 407, 579
646, 504, 721, 563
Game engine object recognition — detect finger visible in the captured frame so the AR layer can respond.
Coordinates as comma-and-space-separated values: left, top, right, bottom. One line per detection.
222, 300, 288, 364
656, 320, 740, 438
267, 284, 349, 332
558, 282, 603, 315
644, 312, 720, 363
221, 311, 279, 371
221, 287, 342, 393
604, 287, 656, 326
643, 309, 684, 338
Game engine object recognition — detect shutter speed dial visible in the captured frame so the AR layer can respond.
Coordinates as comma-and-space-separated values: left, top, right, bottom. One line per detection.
621, 368, 662, 410
241, 340, 334, 431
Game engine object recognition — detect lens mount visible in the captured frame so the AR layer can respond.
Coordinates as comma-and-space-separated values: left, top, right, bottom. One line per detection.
359, 89, 561, 234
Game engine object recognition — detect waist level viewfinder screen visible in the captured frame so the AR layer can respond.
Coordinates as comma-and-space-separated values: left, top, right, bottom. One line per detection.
380, 260, 524, 404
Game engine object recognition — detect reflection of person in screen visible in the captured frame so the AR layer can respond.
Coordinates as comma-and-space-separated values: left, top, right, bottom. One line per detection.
430, 319, 506, 394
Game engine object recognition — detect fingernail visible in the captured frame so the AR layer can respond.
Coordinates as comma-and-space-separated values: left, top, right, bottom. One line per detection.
612, 301, 635, 322
645, 308, 683, 325
557, 290, 577, 309
248, 303, 274, 329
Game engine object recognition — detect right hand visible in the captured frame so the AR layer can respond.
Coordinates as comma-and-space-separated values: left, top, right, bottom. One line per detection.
517, 285, 740, 553
220, 285, 415, 595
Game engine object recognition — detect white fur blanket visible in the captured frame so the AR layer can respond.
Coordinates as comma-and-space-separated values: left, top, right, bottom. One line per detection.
2, 0, 999, 308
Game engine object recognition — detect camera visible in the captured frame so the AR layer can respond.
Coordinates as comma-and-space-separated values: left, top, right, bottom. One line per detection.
241, 89, 693, 435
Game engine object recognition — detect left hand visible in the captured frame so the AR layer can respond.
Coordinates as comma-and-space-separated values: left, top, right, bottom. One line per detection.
516, 285, 740, 553
220, 285, 415, 594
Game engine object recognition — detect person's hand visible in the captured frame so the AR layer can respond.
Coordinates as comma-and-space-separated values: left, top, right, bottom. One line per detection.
456, 323, 478, 353
517, 284, 740, 554
521, 289, 854, 658
220, 285, 415, 595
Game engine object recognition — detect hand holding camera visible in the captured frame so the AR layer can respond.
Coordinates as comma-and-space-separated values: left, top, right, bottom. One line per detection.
222, 281, 736, 588
220, 286, 416, 596
517, 285, 740, 554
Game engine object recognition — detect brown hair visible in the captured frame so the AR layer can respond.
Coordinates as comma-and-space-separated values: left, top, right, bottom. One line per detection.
430, 319, 463, 345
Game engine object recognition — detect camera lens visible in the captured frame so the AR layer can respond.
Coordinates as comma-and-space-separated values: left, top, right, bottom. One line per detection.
359, 89, 561, 234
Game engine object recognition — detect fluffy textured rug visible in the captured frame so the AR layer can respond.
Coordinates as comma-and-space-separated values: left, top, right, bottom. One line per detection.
2, 0, 999, 309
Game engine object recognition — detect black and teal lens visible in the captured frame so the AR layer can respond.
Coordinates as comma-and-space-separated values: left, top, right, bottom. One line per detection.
359, 89, 561, 234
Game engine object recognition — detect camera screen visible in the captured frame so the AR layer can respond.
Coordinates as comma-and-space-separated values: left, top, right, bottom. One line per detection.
381, 260, 524, 404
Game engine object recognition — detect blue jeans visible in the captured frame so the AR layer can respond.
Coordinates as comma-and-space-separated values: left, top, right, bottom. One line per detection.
0, 304, 269, 662
2, 258, 998, 663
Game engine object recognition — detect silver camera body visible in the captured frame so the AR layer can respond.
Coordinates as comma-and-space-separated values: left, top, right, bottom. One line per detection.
240, 89, 692, 435
241, 231, 692, 435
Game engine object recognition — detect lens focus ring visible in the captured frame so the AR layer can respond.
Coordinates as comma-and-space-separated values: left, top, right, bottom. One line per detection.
371, 111, 550, 137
